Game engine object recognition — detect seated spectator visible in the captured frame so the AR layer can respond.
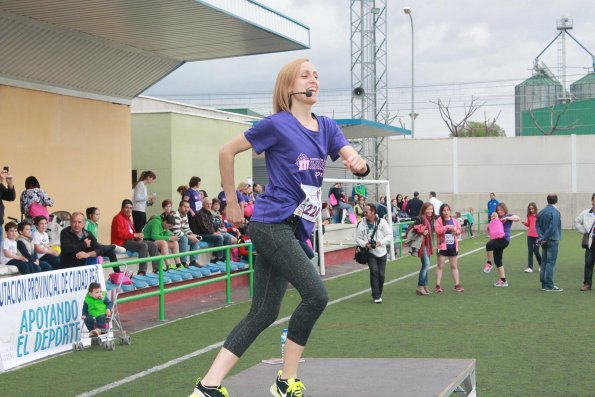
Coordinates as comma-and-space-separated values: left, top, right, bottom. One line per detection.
20, 176, 53, 222
217, 183, 228, 212
17, 221, 52, 272
171, 200, 201, 267
183, 176, 202, 216
142, 213, 182, 270
354, 196, 366, 222
110, 199, 158, 275
236, 182, 254, 219
85, 207, 121, 272
161, 199, 173, 217
396, 194, 407, 218
211, 198, 237, 245
32, 216, 62, 270
221, 205, 245, 237
390, 198, 399, 223
329, 182, 353, 224
1, 221, 32, 274
190, 197, 225, 263
377, 195, 388, 221
60, 212, 106, 268
252, 183, 265, 200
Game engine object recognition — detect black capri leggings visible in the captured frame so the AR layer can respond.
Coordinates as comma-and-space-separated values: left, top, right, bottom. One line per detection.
223, 221, 328, 357
486, 238, 510, 268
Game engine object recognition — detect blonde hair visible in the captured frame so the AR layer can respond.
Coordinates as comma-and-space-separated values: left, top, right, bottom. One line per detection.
237, 182, 250, 191
273, 58, 309, 114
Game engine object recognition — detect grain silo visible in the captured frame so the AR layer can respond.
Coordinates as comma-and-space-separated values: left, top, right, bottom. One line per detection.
570, 72, 595, 100
514, 71, 563, 136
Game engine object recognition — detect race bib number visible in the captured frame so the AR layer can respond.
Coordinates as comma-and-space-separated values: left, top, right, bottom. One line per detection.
294, 184, 322, 223
445, 233, 455, 245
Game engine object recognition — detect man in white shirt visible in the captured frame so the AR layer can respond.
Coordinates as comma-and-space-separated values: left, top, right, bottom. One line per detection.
171, 200, 202, 266
429, 192, 443, 218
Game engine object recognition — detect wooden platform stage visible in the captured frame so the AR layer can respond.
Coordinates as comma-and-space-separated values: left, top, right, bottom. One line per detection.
223, 357, 477, 396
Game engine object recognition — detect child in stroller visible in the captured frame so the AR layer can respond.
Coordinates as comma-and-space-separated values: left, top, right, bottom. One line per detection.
82, 282, 112, 337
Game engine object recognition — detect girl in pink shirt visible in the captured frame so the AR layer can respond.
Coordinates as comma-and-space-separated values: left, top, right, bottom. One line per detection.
521, 202, 542, 273
434, 203, 464, 292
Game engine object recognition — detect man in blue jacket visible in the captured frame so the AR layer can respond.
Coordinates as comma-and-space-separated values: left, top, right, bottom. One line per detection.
536, 194, 562, 291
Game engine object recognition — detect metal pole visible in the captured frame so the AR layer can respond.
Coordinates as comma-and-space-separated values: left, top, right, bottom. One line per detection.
408, 12, 415, 139
159, 258, 165, 321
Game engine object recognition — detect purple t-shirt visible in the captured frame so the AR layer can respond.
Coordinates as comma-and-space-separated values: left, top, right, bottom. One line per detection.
184, 188, 201, 212
244, 111, 349, 241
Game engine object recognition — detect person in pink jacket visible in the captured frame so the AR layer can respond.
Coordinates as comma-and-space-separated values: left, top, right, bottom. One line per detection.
434, 203, 464, 292
521, 202, 542, 273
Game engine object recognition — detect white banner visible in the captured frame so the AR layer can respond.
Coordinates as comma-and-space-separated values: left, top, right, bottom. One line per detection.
0, 265, 105, 372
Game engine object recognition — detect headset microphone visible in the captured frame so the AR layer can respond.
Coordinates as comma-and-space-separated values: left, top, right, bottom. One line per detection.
289, 90, 313, 98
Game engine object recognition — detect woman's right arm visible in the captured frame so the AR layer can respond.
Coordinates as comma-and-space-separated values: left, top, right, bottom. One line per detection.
219, 134, 253, 226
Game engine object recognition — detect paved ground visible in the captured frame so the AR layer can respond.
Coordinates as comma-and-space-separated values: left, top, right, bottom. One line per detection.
118, 260, 366, 334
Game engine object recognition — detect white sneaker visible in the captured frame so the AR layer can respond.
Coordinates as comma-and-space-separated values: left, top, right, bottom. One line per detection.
114, 245, 127, 255
373, 298, 383, 304
524, 268, 533, 273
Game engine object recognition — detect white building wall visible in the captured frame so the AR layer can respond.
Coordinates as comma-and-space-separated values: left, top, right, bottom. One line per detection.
388, 135, 595, 229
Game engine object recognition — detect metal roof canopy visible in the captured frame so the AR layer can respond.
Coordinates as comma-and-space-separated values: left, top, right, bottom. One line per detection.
0, 0, 310, 104
335, 118, 410, 139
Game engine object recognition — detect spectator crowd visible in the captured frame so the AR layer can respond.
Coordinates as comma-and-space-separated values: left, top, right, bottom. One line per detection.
0, 169, 259, 279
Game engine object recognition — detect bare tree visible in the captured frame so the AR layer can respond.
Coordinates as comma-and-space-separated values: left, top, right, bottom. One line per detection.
484, 110, 502, 136
430, 96, 485, 137
527, 105, 578, 135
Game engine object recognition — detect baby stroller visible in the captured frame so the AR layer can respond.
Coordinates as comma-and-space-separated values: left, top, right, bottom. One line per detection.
73, 272, 132, 351
47, 211, 71, 247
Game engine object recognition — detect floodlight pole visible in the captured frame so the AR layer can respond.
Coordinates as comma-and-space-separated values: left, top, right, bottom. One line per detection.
403, 7, 415, 139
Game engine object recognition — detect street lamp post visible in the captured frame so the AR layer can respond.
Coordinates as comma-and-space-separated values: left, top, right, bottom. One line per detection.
403, 7, 415, 139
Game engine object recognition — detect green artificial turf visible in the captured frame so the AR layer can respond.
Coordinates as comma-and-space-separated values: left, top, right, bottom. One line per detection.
2, 231, 594, 396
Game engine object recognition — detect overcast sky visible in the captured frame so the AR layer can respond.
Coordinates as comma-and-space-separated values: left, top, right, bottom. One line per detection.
144, 0, 595, 138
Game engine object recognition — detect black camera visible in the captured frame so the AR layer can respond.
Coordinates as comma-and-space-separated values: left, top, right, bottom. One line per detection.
370, 240, 377, 249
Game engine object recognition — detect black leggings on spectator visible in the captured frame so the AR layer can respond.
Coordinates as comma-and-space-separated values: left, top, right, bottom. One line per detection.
223, 221, 328, 357
486, 238, 509, 268
132, 210, 147, 233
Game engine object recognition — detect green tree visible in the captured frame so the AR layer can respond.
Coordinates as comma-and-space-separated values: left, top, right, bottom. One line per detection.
453, 120, 506, 137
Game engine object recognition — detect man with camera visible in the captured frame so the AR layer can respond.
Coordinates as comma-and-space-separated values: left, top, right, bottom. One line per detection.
0, 166, 16, 245
355, 203, 393, 303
